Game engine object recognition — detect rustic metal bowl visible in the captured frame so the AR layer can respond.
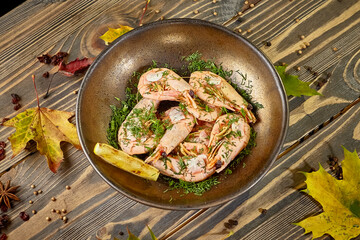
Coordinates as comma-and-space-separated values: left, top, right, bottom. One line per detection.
76, 19, 288, 210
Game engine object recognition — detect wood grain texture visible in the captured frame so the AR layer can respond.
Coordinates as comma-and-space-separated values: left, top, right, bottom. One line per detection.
0, 0, 359, 239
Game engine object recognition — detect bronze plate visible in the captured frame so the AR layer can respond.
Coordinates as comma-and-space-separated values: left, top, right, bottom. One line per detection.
76, 19, 289, 210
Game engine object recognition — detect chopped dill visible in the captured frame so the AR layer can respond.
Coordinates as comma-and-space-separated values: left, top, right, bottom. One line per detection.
107, 87, 142, 149
162, 176, 220, 196
183, 52, 232, 79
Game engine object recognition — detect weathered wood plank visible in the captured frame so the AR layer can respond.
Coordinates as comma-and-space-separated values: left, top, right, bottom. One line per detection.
0, 0, 359, 239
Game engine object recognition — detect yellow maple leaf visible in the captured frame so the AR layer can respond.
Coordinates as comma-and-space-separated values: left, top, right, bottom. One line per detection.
295, 147, 360, 240
99, 25, 134, 45
3, 108, 81, 173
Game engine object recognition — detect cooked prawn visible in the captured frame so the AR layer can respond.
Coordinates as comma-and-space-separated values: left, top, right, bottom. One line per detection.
189, 71, 256, 123
118, 98, 160, 155
184, 96, 222, 122
151, 143, 215, 182
207, 113, 251, 173
145, 106, 195, 163
138, 68, 196, 108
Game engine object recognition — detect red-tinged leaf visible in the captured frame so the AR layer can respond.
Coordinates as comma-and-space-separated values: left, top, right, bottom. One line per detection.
58, 57, 94, 77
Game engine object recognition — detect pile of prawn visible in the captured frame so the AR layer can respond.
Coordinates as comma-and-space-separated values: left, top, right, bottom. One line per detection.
118, 68, 256, 182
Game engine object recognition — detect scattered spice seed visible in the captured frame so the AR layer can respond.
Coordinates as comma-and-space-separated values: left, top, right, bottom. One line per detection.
56, 210, 61, 214
297, 50, 303, 55
228, 219, 238, 226
73, 90, 78, 95
65, 185, 71, 190
193, 10, 199, 14
304, 42, 310, 47
51, 209, 56, 213
258, 208, 268, 215
0, 215, 9, 229
332, 47, 338, 52
212, 0, 217, 3
250, 3, 254, 7
30, 185, 35, 189
33, 191, 38, 195
238, 11, 242, 15
264, 41, 272, 47
213, 11, 217, 16
62, 216, 67, 221
295, 18, 300, 23
11, 94, 21, 104
29, 200, 33, 204
247, 29, 252, 33
300, 44, 306, 49
300, 35, 305, 39
244, 1, 249, 4
32, 210, 37, 214
42, 72, 49, 78
13, 104, 21, 111
281, 62, 286, 66
160, 16, 164, 20
61, 209, 66, 213
38, 190, 42, 194
19, 211, 30, 221
51, 197, 56, 201
1, 118, 9, 126
295, 66, 301, 71
46, 217, 51, 221
155, 9, 160, 14
238, 29, 242, 33
0, 205, 8, 213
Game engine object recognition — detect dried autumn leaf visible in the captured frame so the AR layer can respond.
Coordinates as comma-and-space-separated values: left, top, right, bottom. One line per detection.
3, 107, 81, 173
3, 76, 81, 172
58, 57, 94, 77
275, 65, 321, 97
295, 146, 360, 240
99, 25, 133, 45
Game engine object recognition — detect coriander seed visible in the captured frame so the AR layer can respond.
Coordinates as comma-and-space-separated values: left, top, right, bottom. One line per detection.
66, 185, 71, 190
297, 50, 302, 55
245, 1, 249, 4
51, 197, 56, 201
51, 209, 56, 213
38, 190, 42, 194
34, 191, 38, 195
46, 217, 51, 221
62, 209, 67, 213
332, 47, 338, 52
155, 10, 160, 14
31, 185, 35, 189
250, 3, 254, 7
304, 42, 310, 47
213, 12, 217, 16
29, 200, 33, 204
56, 210, 61, 214
32, 210, 37, 214
193, 10, 199, 14
300, 35, 305, 39
238, 12, 242, 16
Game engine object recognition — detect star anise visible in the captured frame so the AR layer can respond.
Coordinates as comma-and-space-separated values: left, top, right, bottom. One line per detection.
0, 180, 20, 209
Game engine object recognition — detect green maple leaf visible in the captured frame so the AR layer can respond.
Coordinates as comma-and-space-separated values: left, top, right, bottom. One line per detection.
275, 65, 321, 97
3, 107, 81, 173
295, 146, 360, 240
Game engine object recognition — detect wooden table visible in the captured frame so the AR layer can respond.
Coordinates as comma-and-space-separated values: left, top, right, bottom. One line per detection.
0, 0, 359, 239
